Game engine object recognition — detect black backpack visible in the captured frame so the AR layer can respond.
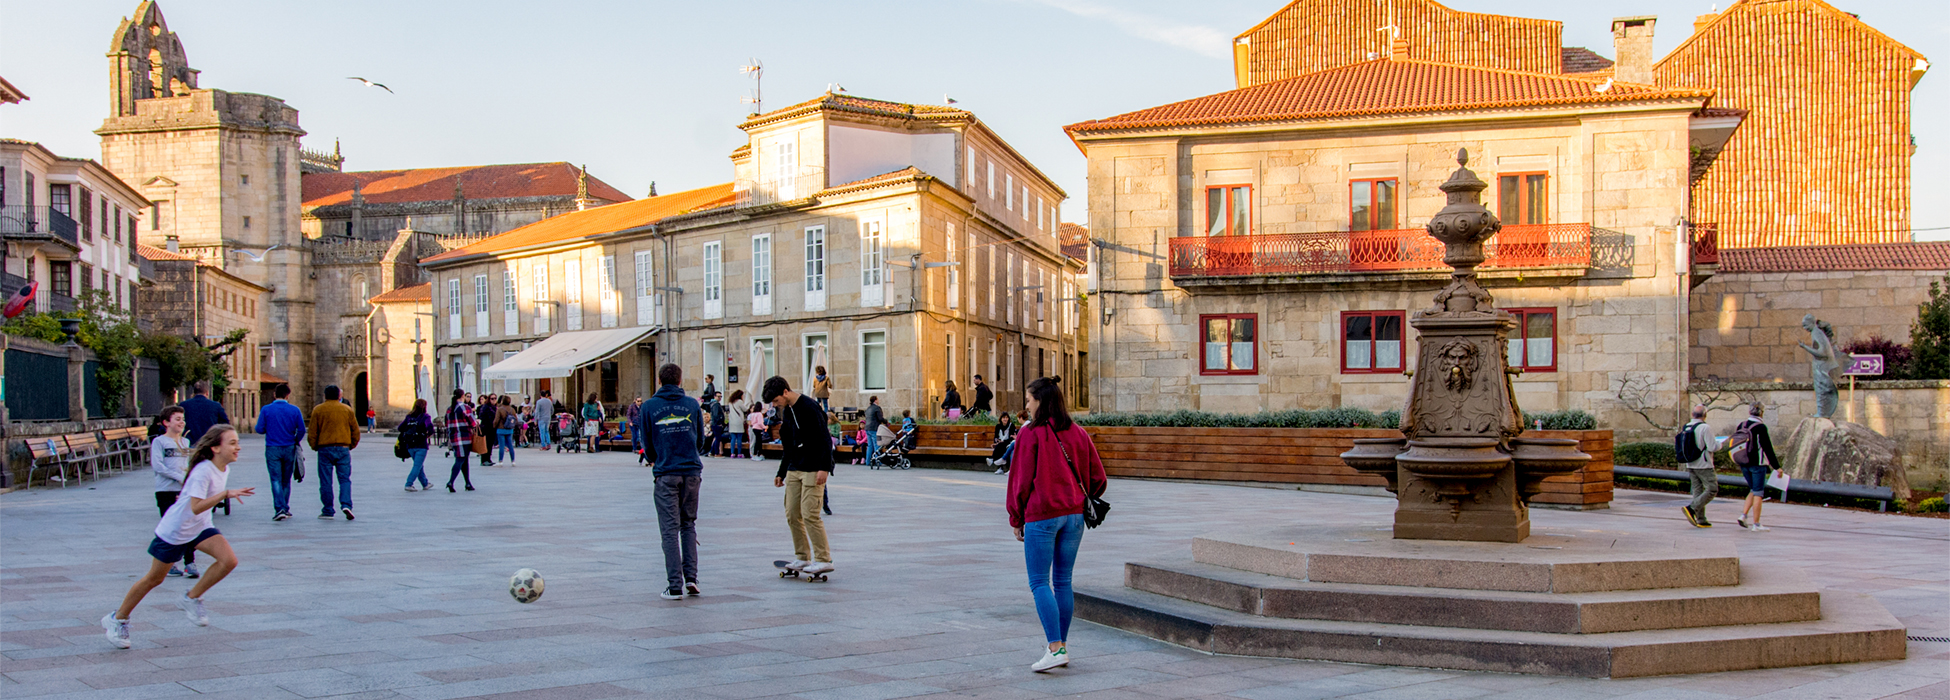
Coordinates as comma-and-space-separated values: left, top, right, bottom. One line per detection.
1674, 423, 1706, 464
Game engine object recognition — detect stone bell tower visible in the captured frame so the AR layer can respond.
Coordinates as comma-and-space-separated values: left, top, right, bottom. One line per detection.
98, 0, 316, 403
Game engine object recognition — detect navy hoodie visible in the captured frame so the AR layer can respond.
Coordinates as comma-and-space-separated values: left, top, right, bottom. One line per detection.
638, 384, 704, 477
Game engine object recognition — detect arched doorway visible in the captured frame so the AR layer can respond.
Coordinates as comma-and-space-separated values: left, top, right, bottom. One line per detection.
353, 372, 370, 430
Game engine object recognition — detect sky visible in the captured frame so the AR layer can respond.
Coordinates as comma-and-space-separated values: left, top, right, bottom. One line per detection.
2, 0, 1946, 240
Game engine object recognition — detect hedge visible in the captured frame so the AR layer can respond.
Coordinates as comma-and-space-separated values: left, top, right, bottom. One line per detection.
1522, 409, 1598, 430
1616, 442, 1679, 468
1074, 408, 1402, 429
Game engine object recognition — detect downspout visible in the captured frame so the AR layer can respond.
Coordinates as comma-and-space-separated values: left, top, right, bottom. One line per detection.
661, 225, 676, 368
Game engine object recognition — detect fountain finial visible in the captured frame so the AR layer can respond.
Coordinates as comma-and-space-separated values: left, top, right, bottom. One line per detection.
1457, 148, 1468, 167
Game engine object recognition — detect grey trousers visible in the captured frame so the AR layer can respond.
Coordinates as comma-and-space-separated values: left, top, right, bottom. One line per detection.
655, 474, 702, 590
1687, 467, 1718, 520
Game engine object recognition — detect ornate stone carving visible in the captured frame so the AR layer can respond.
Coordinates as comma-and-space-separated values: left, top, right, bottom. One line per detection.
1438, 338, 1478, 393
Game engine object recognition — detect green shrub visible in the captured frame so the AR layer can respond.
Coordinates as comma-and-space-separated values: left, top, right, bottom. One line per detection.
1615, 441, 1678, 468
1074, 408, 1401, 429
1522, 409, 1598, 430
1914, 496, 1948, 513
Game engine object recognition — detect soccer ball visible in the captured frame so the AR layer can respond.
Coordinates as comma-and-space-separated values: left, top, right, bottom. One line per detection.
509, 568, 545, 603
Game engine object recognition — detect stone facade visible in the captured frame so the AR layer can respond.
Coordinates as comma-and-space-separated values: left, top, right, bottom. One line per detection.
1690, 269, 1946, 383
135, 244, 270, 426
367, 283, 433, 425
1693, 380, 1950, 493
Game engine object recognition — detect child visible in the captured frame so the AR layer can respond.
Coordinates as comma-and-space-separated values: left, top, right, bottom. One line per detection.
747, 404, 768, 461
104, 425, 254, 649
149, 406, 198, 578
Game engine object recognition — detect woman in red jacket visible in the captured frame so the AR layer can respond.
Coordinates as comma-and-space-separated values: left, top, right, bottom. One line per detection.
1006, 376, 1107, 672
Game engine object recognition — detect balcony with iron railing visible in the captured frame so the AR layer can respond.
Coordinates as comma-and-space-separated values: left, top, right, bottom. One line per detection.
733, 167, 828, 207
1689, 223, 1719, 266
0, 206, 81, 251
0, 271, 77, 314
1167, 223, 1593, 281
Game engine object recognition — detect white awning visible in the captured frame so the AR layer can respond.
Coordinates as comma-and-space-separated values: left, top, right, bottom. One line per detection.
482, 327, 659, 381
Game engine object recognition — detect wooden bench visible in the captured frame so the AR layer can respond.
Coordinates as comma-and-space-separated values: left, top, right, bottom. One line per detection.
62, 433, 105, 482
100, 426, 150, 473
24, 433, 101, 486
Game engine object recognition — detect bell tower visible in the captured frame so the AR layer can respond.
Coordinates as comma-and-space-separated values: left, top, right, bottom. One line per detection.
106, 1, 199, 118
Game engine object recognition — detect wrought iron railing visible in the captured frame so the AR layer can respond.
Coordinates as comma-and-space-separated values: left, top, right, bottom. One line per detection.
0, 206, 80, 248
1690, 223, 1719, 265
1167, 223, 1593, 278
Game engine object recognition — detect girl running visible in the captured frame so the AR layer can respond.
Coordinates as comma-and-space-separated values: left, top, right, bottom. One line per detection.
104, 425, 253, 649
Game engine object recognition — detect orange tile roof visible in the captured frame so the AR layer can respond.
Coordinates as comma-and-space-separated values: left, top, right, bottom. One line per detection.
260, 372, 289, 385
135, 243, 198, 262
1066, 58, 1712, 134
741, 94, 970, 130
302, 162, 632, 208
369, 282, 432, 304
1561, 47, 1615, 74
421, 183, 736, 265
1059, 223, 1090, 263
1718, 242, 1950, 273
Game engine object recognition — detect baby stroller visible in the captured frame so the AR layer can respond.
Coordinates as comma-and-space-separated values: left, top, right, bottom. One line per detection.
869, 423, 917, 470
553, 413, 582, 453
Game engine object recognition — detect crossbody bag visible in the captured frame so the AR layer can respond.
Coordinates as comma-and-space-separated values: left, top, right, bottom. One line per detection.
1052, 427, 1110, 529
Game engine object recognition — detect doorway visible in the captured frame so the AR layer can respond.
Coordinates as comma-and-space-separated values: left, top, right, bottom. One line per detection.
353, 372, 370, 427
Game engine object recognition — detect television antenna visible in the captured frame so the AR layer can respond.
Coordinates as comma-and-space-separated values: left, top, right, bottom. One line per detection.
740, 59, 764, 114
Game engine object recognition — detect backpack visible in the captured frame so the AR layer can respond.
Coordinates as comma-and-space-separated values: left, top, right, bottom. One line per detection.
502, 413, 519, 431
1674, 422, 1706, 464
1727, 419, 1760, 466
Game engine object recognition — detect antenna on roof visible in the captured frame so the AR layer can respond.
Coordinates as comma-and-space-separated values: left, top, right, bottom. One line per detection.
739, 59, 764, 115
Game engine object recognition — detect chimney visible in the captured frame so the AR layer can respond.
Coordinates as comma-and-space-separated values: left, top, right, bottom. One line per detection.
1610, 16, 1657, 84
165, 234, 179, 252
1694, 9, 1720, 34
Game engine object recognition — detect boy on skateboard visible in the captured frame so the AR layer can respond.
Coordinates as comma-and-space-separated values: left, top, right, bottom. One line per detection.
763, 376, 834, 577
639, 363, 706, 600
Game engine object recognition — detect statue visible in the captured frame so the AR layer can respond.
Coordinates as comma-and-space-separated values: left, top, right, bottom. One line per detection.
1797, 314, 1841, 418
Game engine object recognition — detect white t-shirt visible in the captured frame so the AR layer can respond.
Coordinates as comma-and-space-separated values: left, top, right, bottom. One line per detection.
150, 435, 190, 492
155, 461, 228, 545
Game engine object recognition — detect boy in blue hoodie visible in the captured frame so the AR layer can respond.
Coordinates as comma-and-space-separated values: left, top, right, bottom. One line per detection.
639, 363, 706, 600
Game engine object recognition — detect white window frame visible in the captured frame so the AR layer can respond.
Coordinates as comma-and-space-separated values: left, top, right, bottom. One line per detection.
565, 258, 584, 331
945, 222, 959, 310
635, 250, 658, 327
446, 277, 461, 339
473, 274, 489, 338
860, 220, 884, 307
988, 338, 998, 388
503, 269, 519, 335
1023, 185, 1030, 217
802, 332, 828, 391
986, 242, 996, 319
946, 333, 956, 387
702, 241, 723, 319
1037, 196, 1046, 231
773, 139, 799, 200
599, 255, 618, 328
1005, 253, 1016, 325
752, 233, 773, 316
967, 147, 976, 191
1006, 173, 1015, 210
1037, 267, 1046, 330
803, 225, 827, 312
703, 338, 727, 391
532, 262, 551, 334
502, 350, 520, 394
987, 161, 996, 199
860, 329, 888, 392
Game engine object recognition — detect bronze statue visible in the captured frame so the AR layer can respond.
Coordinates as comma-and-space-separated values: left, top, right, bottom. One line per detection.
1798, 314, 1841, 418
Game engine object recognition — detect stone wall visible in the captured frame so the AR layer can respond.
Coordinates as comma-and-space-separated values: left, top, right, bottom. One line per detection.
1693, 380, 1950, 492
1690, 269, 1945, 383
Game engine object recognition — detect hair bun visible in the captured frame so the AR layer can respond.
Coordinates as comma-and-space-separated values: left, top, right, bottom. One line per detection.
1047, 375, 1062, 384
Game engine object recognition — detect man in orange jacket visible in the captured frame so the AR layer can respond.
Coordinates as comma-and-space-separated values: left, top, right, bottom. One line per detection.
309, 385, 361, 520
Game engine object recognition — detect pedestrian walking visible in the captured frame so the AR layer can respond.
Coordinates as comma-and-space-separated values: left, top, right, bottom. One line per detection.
811, 366, 832, 410
253, 384, 306, 521
943, 380, 965, 420
640, 364, 706, 600
581, 394, 605, 453
1729, 403, 1782, 531
309, 385, 360, 520
398, 399, 435, 491
535, 391, 555, 450
180, 381, 230, 444
102, 425, 254, 650
701, 374, 720, 403
971, 374, 994, 416
444, 390, 478, 492
765, 376, 834, 577
495, 395, 519, 465
1007, 376, 1107, 672
1677, 405, 1718, 528
861, 396, 886, 467
149, 406, 199, 578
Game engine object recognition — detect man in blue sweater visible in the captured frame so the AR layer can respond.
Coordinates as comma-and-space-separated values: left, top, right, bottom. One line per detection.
638, 363, 705, 601
253, 384, 307, 521
179, 382, 229, 444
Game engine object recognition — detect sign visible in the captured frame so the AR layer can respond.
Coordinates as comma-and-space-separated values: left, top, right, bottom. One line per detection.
1844, 354, 1884, 377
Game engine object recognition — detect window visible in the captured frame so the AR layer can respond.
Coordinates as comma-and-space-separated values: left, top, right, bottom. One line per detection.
240, 174, 250, 186
532, 262, 551, 334
599, 255, 617, 328
503, 351, 520, 393
473, 274, 489, 337
702, 241, 723, 319
1036, 197, 1045, 231
1506, 308, 1557, 372
1202, 314, 1258, 375
986, 161, 996, 198
804, 225, 826, 311
861, 221, 884, 306
947, 333, 956, 385
945, 223, 959, 309
1206, 185, 1251, 236
503, 269, 518, 335
1498, 173, 1548, 225
802, 333, 827, 390
1350, 179, 1398, 231
112, 204, 121, 243
79, 263, 94, 297
773, 140, 798, 199
967, 147, 976, 189
1005, 252, 1016, 325
986, 243, 996, 319
447, 278, 462, 338
565, 258, 584, 331
1341, 310, 1405, 373
861, 330, 887, 391
79, 188, 93, 241
703, 339, 726, 390
49, 183, 70, 216
635, 250, 658, 326
1006, 173, 1015, 209
600, 360, 619, 403
242, 216, 251, 230
751, 233, 772, 315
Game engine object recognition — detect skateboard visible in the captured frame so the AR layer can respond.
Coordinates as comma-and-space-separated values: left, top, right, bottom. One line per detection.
774, 560, 833, 582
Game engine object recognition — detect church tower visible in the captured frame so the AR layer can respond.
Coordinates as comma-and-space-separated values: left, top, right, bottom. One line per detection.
97, 1, 316, 402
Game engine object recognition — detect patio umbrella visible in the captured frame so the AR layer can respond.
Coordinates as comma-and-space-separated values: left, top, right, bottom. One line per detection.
461, 365, 478, 396
416, 365, 434, 406
749, 339, 768, 388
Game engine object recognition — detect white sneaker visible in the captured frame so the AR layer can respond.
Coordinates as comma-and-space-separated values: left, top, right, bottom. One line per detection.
786, 560, 809, 571
685, 581, 702, 596
995, 467, 1008, 475
405, 486, 419, 492
1031, 646, 1069, 672
801, 561, 833, 575
1750, 524, 1771, 532
178, 594, 208, 626
101, 613, 131, 649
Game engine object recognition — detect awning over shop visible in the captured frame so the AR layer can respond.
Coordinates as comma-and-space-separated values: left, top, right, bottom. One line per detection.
482, 327, 658, 381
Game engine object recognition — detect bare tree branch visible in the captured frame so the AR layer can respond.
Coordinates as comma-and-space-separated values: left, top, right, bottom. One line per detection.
1613, 373, 1678, 432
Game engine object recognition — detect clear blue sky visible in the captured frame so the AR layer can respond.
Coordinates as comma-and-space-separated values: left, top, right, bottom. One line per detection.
2, 0, 1944, 239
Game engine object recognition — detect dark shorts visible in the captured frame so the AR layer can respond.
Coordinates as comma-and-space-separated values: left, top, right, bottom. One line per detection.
148, 528, 220, 564
1742, 466, 1770, 492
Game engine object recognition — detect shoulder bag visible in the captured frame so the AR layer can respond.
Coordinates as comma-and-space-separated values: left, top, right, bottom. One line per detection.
1053, 427, 1109, 529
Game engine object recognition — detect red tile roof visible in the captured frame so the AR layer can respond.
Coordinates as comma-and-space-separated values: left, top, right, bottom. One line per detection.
301, 162, 631, 208
1066, 58, 1712, 134
1718, 241, 1950, 273
1561, 47, 1615, 74
369, 282, 432, 304
1059, 223, 1090, 263
421, 183, 736, 265
135, 243, 198, 262
742, 94, 970, 130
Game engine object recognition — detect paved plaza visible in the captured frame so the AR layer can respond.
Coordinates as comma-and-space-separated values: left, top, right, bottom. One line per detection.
2, 436, 1945, 699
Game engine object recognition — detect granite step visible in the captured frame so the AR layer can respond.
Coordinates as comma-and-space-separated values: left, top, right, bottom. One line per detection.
1126, 560, 1823, 634
1075, 585, 1906, 678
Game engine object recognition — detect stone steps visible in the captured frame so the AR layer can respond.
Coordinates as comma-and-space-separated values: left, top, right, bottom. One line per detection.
1125, 560, 1824, 634
1076, 584, 1906, 678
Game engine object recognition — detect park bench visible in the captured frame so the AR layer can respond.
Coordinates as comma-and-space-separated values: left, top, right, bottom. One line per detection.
100, 426, 150, 473
596, 421, 633, 451
1612, 465, 1899, 511
763, 422, 998, 461
24, 433, 100, 487
62, 433, 105, 482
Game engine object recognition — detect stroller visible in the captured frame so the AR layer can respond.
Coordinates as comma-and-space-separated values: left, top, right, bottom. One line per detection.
553, 413, 583, 453
868, 423, 917, 470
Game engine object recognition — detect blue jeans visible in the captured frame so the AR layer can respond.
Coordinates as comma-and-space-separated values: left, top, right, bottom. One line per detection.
864, 432, 879, 465
1023, 513, 1085, 644
727, 433, 745, 458
264, 444, 297, 514
316, 445, 353, 515
539, 417, 553, 447
406, 448, 429, 488
497, 429, 515, 461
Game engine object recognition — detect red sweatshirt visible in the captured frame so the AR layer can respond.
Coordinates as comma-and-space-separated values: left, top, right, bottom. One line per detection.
1006, 423, 1108, 529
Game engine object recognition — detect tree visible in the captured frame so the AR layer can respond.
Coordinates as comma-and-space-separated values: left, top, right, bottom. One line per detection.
140, 328, 249, 398
1, 290, 140, 415
1910, 272, 1950, 380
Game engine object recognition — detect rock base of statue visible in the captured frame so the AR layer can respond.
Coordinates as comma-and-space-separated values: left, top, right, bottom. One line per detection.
1780, 417, 1910, 500
1074, 524, 1907, 678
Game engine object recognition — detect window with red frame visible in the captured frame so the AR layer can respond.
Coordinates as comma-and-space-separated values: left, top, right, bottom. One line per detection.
1200, 314, 1256, 375
1349, 179, 1397, 231
1341, 310, 1405, 373
1506, 308, 1557, 371
1497, 173, 1548, 225
1205, 185, 1251, 236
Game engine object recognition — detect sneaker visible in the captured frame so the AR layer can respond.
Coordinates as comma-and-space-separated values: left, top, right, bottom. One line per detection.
405, 486, 419, 492
183, 563, 200, 579
685, 581, 702, 597
342, 508, 355, 521
167, 566, 184, 577
1737, 518, 1751, 530
273, 511, 291, 521
802, 562, 833, 575
1698, 519, 1713, 528
1750, 524, 1770, 532
995, 467, 1008, 475
1682, 506, 1700, 527
318, 512, 335, 519
1031, 646, 1069, 672
101, 613, 131, 649
178, 594, 208, 626
786, 560, 809, 571
660, 586, 685, 600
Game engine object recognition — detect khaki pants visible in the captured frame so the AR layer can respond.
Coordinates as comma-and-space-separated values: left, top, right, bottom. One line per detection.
784, 471, 830, 563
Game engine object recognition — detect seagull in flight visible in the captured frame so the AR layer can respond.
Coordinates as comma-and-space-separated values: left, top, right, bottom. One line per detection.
347, 77, 393, 94
230, 244, 282, 262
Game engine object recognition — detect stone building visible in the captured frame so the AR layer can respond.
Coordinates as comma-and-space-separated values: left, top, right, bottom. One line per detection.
425, 94, 1086, 418
0, 140, 148, 315
136, 243, 269, 423
1066, 56, 1721, 434
366, 282, 434, 424
301, 161, 631, 240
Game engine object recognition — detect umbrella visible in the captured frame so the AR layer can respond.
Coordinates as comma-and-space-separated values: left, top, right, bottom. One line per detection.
461, 365, 478, 396
416, 365, 435, 407
749, 339, 768, 388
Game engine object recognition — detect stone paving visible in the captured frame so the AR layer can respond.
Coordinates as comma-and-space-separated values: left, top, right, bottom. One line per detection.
2, 436, 1945, 700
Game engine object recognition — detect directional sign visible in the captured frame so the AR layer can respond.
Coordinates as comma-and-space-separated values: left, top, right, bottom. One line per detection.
1845, 354, 1885, 377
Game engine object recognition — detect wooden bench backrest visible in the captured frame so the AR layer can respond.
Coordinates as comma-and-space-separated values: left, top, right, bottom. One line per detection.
28, 438, 68, 459
62, 434, 100, 452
